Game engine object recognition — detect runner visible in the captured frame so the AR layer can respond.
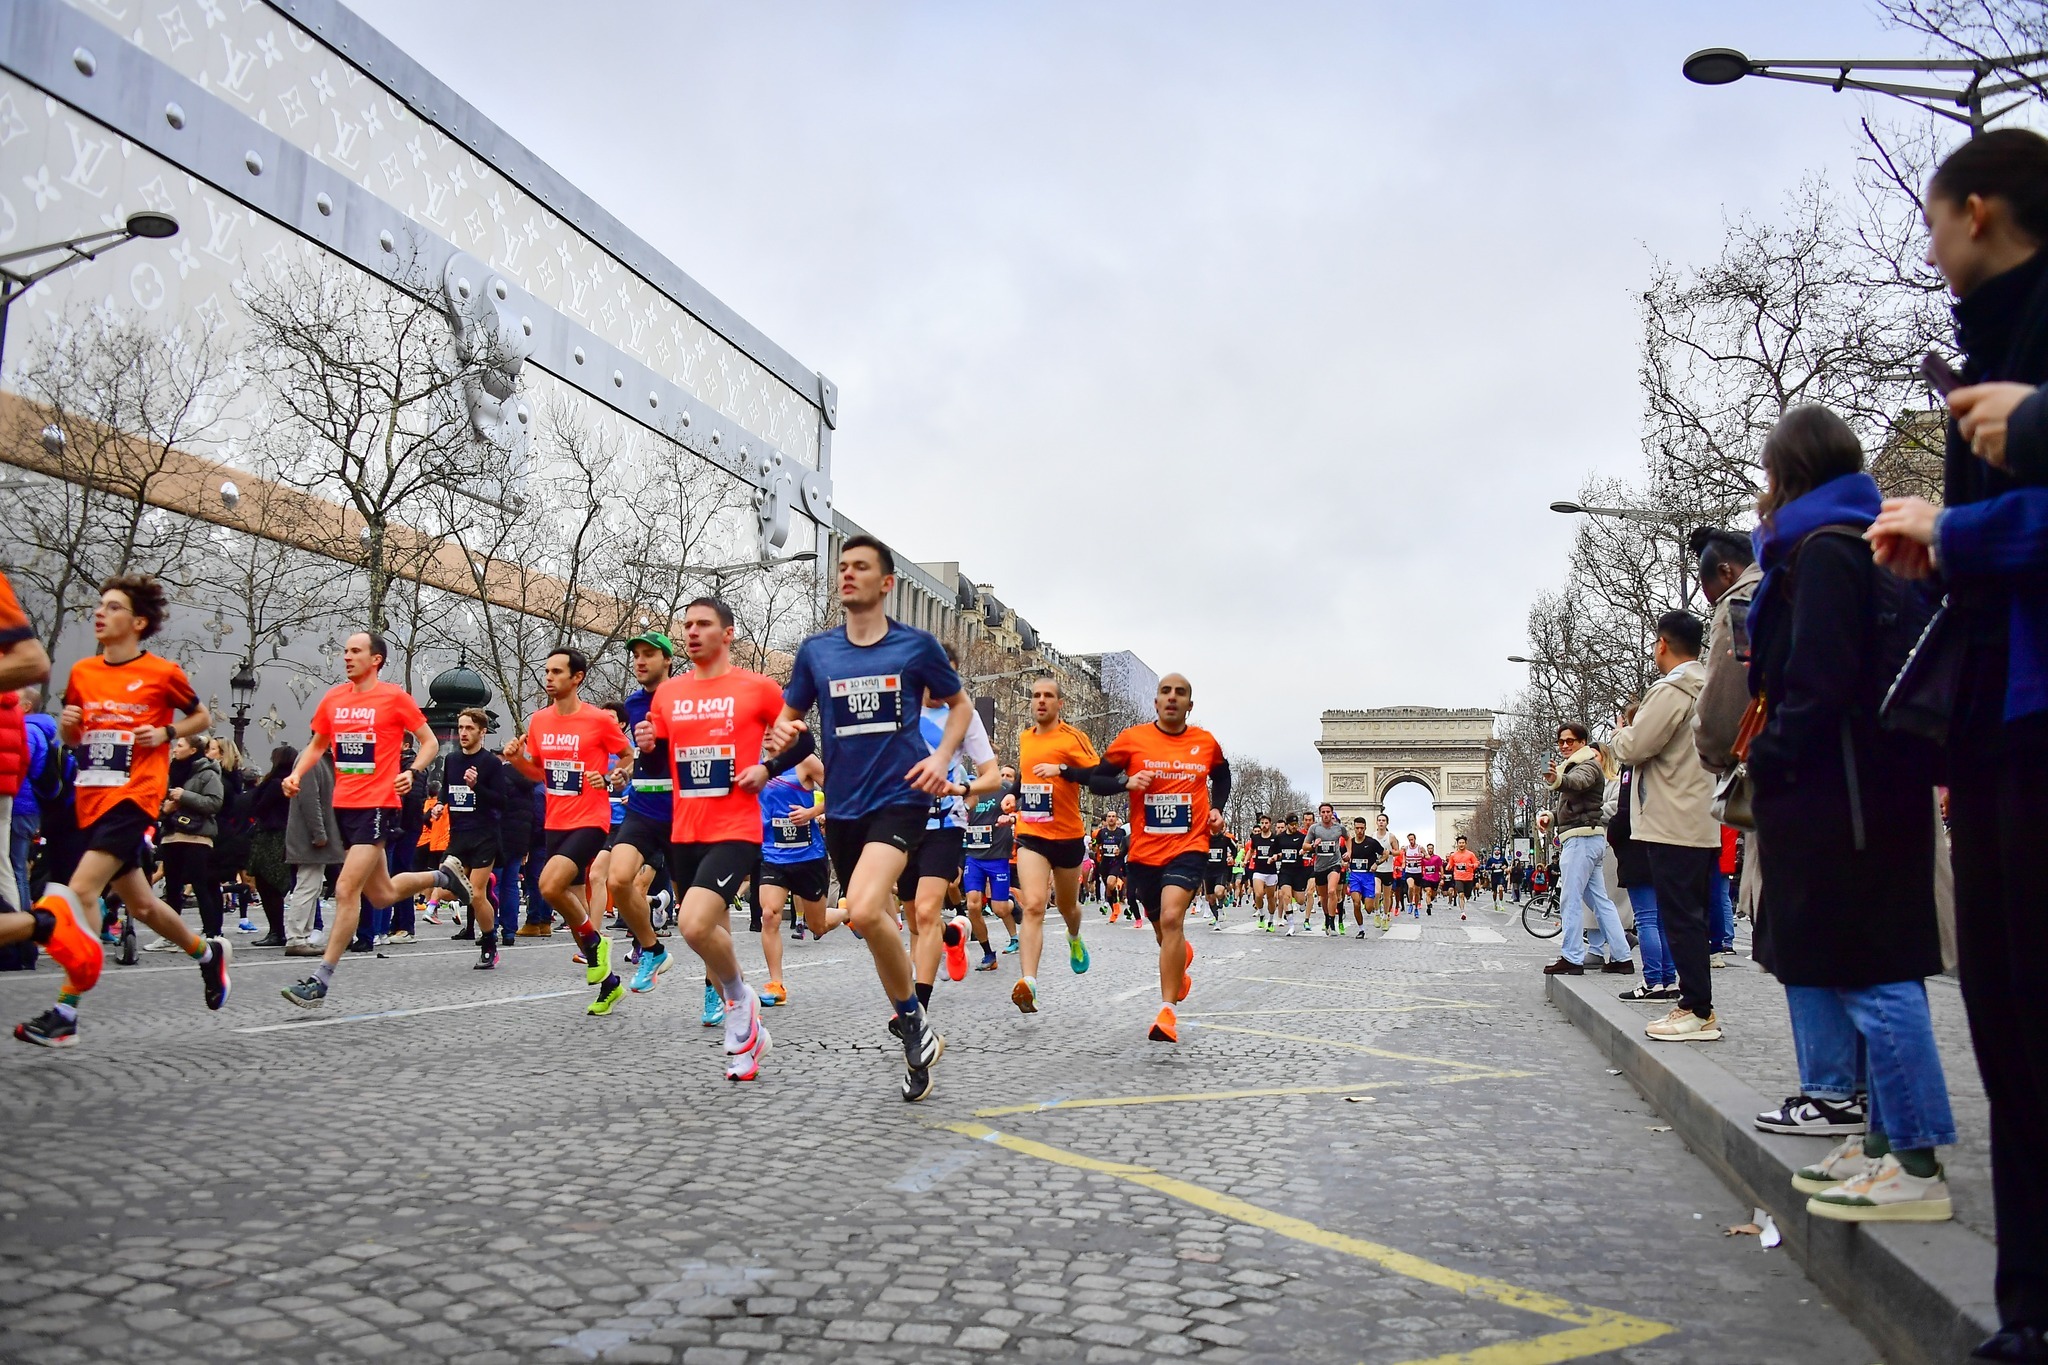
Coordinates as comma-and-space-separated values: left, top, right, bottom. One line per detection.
757, 754, 840, 1004
443, 707, 508, 967
1402, 833, 1425, 914
502, 647, 632, 1015
279, 630, 470, 1009
1421, 842, 1443, 913
1010, 674, 1099, 1015
1055, 673, 1229, 1043
766, 535, 970, 1101
605, 631, 684, 1007
1371, 813, 1398, 929
1346, 816, 1384, 937
902, 649, 1000, 1004
1276, 813, 1308, 934
961, 767, 1020, 968
1203, 825, 1236, 928
1486, 845, 1509, 905
11, 576, 225, 1047
1448, 834, 1480, 915
1247, 815, 1280, 929
648, 598, 799, 1080
1303, 803, 1346, 934
1093, 810, 1129, 922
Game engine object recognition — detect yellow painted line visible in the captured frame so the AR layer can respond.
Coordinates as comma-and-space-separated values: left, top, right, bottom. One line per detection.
971, 1068, 1535, 1118
939, 1122, 1671, 1363
1184, 1021, 1500, 1071
1181, 1004, 1488, 1018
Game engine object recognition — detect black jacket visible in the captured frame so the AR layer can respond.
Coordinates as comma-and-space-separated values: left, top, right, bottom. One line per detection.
443, 746, 507, 832
497, 763, 538, 863
1606, 769, 1652, 890
1748, 530, 1941, 986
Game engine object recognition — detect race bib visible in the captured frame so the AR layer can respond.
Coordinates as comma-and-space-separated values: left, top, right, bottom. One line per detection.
771, 817, 811, 848
676, 745, 735, 798
77, 728, 134, 788
1142, 793, 1193, 834
964, 824, 994, 854
826, 674, 903, 737
544, 759, 584, 796
447, 783, 476, 812
334, 731, 376, 776
1018, 783, 1053, 823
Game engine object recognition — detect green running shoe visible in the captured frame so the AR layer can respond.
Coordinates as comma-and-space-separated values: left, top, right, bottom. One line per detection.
587, 974, 624, 1016
1069, 935, 1090, 974
581, 933, 611, 986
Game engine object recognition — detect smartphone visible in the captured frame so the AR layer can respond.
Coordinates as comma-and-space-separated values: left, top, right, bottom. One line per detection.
1921, 351, 1964, 396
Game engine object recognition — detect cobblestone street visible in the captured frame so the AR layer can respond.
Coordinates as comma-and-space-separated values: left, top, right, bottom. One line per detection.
0, 902, 1879, 1364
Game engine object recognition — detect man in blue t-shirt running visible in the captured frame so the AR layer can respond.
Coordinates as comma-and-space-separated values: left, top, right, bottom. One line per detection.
768, 535, 973, 1103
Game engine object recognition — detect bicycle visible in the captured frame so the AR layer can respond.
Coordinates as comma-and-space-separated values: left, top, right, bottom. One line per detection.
1521, 888, 1562, 939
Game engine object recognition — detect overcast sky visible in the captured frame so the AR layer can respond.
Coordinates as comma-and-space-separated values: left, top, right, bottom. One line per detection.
351, 0, 1932, 799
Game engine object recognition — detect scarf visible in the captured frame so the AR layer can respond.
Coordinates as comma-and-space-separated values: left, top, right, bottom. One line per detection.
1746, 471, 1883, 696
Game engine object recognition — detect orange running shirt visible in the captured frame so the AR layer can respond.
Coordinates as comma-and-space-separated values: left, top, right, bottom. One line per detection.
311, 680, 428, 810
525, 702, 630, 832
63, 651, 198, 828
1449, 849, 1480, 882
0, 571, 32, 650
649, 668, 784, 844
1103, 722, 1226, 866
1015, 721, 1098, 841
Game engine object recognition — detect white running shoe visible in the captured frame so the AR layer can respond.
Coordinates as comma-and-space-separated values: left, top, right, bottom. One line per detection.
1807, 1153, 1951, 1222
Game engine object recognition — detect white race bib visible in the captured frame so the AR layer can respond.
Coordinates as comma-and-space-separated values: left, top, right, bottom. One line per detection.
1019, 783, 1054, 823
77, 728, 134, 788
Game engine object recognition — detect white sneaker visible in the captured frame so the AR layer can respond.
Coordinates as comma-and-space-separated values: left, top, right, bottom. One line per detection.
1644, 1007, 1722, 1042
1792, 1136, 1874, 1195
388, 930, 415, 945
1710, 952, 1729, 968
1807, 1153, 1952, 1222
142, 936, 182, 953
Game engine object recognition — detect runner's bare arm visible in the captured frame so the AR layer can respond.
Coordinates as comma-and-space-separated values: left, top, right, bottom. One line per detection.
0, 636, 49, 692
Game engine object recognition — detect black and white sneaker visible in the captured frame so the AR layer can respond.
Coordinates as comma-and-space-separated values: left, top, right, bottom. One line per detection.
1754, 1094, 1867, 1136
897, 1009, 944, 1101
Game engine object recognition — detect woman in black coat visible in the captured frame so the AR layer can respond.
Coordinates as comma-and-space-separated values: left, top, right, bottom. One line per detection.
245, 745, 296, 946
1746, 404, 1953, 1226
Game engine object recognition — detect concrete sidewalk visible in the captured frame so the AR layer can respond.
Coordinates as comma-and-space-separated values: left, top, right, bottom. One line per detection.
1546, 967, 1998, 1365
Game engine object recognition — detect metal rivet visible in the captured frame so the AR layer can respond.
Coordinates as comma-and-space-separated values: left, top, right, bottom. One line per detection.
515, 404, 530, 427
491, 278, 507, 301
456, 277, 471, 300
72, 48, 95, 76
245, 150, 262, 175
164, 102, 185, 130
315, 192, 332, 216
647, 392, 659, 410
378, 229, 394, 252
520, 316, 532, 337
572, 346, 585, 365
679, 412, 691, 429
611, 370, 624, 389
710, 431, 722, 447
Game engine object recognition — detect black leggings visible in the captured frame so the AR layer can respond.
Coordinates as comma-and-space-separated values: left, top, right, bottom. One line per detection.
159, 842, 225, 938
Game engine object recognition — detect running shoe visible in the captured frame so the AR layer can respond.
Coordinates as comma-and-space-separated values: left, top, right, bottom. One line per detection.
1179, 940, 1194, 1003
727, 1019, 770, 1081
1068, 935, 1090, 974
701, 982, 726, 1028
237, 918, 258, 934
588, 975, 625, 1016
897, 1008, 943, 1102
281, 975, 328, 1009
943, 917, 969, 982
629, 943, 671, 994
13, 1007, 77, 1048
976, 949, 999, 972
1806, 1155, 1951, 1223
199, 937, 232, 1011
1003, 935, 1020, 954
1149, 1004, 1178, 1043
579, 933, 611, 986
436, 855, 474, 911
475, 939, 499, 971
388, 930, 415, 945
31, 888, 103, 994
1011, 977, 1038, 1014
1355, 928, 1367, 939
759, 980, 787, 1006
725, 985, 763, 1056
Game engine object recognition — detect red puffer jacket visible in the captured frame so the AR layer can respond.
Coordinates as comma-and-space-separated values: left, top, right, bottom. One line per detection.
0, 692, 25, 797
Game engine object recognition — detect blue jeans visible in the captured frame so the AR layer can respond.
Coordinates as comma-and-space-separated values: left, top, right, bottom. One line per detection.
11, 806, 37, 913
497, 854, 529, 929
1710, 870, 1734, 954
1628, 885, 1674, 987
523, 853, 546, 925
1784, 981, 1955, 1150
1558, 836, 1630, 966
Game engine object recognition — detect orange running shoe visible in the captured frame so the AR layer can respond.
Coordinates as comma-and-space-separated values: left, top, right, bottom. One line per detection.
34, 888, 103, 994
1011, 977, 1038, 1014
1177, 939, 1194, 1001
1149, 1004, 1178, 1043
942, 916, 968, 982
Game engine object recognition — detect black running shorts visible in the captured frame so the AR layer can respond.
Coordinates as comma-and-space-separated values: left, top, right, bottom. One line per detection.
447, 824, 498, 871
667, 840, 760, 908
336, 806, 400, 850
1127, 851, 1211, 916
606, 810, 671, 867
80, 798, 153, 873
542, 826, 607, 873
758, 857, 830, 904
1015, 834, 1085, 869
823, 804, 926, 889
896, 826, 965, 900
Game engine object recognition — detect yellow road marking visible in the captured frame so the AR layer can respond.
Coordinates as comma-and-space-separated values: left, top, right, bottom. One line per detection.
1181, 1004, 1487, 1018
1184, 1021, 1500, 1071
938, 1122, 1671, 1364
970, 1068, 1533, 1118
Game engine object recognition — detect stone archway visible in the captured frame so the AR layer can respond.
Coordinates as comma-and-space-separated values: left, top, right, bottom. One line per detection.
1315, 707, 1496, 851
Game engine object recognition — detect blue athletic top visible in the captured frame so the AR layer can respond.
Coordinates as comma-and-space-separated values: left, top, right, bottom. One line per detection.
784, 621, 961, 821
620, 687, 672, 822
921, 703, 995, 831
760, 773, 825, 865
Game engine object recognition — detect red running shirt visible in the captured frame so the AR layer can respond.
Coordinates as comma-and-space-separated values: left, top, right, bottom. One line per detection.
1102, 722, 1225, 866
525, 702, 630, 831
649, 668, 784, 844
64, 651, 197, 828
311, 680, 428, 811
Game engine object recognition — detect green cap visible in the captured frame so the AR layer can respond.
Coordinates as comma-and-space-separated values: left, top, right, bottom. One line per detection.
625, 630, 674, 656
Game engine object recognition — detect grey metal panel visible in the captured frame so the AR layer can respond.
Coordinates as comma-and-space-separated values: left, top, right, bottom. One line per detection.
0, 0, 825, 521
266, 0, 834, 420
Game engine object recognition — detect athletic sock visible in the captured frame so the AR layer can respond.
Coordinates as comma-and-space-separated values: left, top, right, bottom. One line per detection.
893, 996, 922, 1021
191, 941, 213, 963
915, 981, 933, 1007
312, 961, 336, 988
53, 1000, 78, 1022
575, 925, 601, 954
1896, 1148, 1939, 1178
720, 972, 747, 1006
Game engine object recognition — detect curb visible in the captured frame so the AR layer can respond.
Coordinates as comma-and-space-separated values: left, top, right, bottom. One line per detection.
1544, 971, 1998, 1365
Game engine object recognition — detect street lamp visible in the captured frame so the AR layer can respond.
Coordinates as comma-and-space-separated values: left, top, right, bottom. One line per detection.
0, 211, 180, 367
1506, 655, 1558, 666
1550, 501, 1697, 605
1681, 46, 2048, 133
630, 550, 818, 585
228, 662, 258, 749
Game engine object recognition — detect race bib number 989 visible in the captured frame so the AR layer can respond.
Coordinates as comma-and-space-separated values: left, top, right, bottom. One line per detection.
827, 674, 903, 737
544, 759, 584, 796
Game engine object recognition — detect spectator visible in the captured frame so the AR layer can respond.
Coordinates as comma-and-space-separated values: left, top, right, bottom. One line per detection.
1608, 762, 1674, 1002
1692, 527, 1764, 934
1745, 403, 1952, 1223
1866, 127, 2048, 1360
207, 736, 254, 933
1608, 610, 1719, 1040
502, 760, 548, 936
1538, 722, 1630, 976
283, 750, 343, 956
155, 735, 226, 943
245, 745, 297, 946
0, 689, 25, 913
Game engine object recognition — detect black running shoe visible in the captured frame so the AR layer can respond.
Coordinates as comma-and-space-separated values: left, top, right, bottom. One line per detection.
475, 939, 499, 971
902, 1062, 935, 1102
899, 1009, 944, 1071
199, 937, 232, 1010
14, 1007, 76, 1048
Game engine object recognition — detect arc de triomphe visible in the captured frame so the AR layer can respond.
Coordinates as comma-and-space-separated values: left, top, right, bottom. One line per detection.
1315, 708, 1497, 850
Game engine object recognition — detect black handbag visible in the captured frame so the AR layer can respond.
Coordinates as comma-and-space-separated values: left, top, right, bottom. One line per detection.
1880, 598, 1964, 744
